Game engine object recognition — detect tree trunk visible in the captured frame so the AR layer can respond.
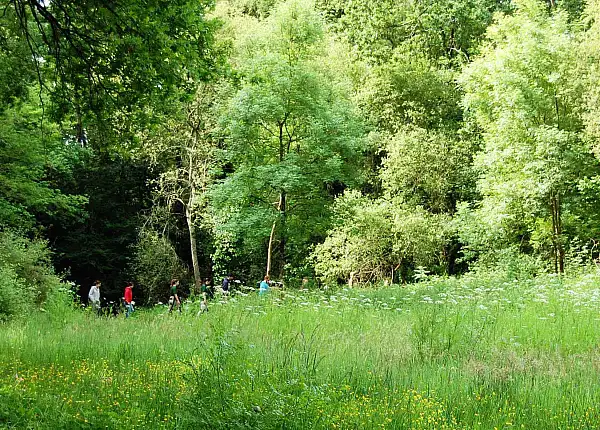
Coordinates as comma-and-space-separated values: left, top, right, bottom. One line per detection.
266, 218, 276, 277
550, 194, 564, 274
186, 202, 202, 286
278, 190, 287, 277
556, 195, 564, 274
267, 121, 288, 278
266, 191, 286, 277
185, 146, 201, 286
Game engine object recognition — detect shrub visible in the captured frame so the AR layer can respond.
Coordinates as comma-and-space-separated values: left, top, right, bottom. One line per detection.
0, 266, 30, 321
130, 229, 188, 303
0, 231, 62, 321
312, 191, 448, 284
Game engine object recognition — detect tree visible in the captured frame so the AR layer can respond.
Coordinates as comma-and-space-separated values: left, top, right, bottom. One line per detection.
312, 191, 448, 284
0, 97, 87, 231
6, 0, 220, 143
130, 229, 188, 303
0, 231, 62, 321
227, 0, 281, 18
580, 0, 600, 151
380, 127, 476, 214
317, 0, 513, 65
142, 83, 222, 286
356, 52, 463, 135
215, 0, 364, 279
459, 0, 597, 273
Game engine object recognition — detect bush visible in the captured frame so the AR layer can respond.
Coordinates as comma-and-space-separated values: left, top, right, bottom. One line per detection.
130, 229, 188, 303
312, 191, 448, 285
0, 266, 29, 321
0, 231, 63, 321
469, 246, 545, 280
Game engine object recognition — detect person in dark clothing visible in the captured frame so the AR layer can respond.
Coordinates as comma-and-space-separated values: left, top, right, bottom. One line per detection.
221, 274, 233, 296
198, 278, 210, 315
168, 279, 182, 313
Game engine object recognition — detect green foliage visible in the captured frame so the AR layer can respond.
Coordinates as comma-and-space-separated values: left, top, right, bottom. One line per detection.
227, 0, 281, 18
1, 0, 599, 293
459, 0, 600, 271
381, 127, 476, 213
214, 0, 365, 277
0, 231, 62, 321
580, 0, 600, 153
0, 98, 88, 231
131, 230, 188, 304
359, 53, 463, 132
317, 0, 513, 64
312, 191, 448, 284
0, 9, 36, 108
0, 266, 29, 322
7, 0, 221, 130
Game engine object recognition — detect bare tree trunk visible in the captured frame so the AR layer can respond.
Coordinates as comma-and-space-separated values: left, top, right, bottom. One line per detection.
186, 201, 202, 286
278, 190, 286, 277
556, 195, 564, 274
550, 194, 564, 274
266, 219, 276, 277
266, 121, 289, 278
266, 192, 286, 277
186, 148, 201, 286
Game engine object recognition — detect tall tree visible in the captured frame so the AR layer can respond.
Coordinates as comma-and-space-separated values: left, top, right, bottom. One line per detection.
6, 0, 219, 145
380, 127, 476, 215
215, 0, 364, 279
460, 0, 597, 273
580, 0, 600, 150
142, 84, 222, 286
317, 0, 513, 65
0, 98, 87, 232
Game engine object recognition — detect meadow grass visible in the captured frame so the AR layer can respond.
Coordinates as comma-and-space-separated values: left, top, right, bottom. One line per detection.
1, 271, 600, 429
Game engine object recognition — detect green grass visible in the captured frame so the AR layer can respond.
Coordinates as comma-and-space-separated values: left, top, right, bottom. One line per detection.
2, 271, 600, 429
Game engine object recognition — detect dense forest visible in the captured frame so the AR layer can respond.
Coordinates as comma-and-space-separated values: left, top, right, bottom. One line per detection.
2, 0, 600, 314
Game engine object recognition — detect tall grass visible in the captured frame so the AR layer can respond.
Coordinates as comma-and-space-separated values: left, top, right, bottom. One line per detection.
2, 271, 600, 428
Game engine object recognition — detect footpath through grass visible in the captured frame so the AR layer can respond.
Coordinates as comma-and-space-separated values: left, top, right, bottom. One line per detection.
2, 272, 600, 429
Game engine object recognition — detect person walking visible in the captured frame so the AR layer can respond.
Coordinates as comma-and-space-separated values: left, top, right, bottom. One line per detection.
259, 275, 270, 296
124, 282, 134, 318
88, 280, 101, 315
168, 279, 182, 314
221, 274, 233, 297
197, 278, 209, 315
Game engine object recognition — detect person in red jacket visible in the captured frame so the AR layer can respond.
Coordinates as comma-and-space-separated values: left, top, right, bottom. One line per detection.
124, 282, 134, 318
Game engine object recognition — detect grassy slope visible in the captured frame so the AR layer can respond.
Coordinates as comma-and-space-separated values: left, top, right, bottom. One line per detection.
1, 272, 600, 429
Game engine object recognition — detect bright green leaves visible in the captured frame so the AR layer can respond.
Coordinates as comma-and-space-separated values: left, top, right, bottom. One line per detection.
0, 99, 87, 231
359, 52, 462, 133
459, 0, 599, 272
461, 0, 582, 132
579, 0, 600, 154
312, 191, 448, 283
381, 127, 476, 214
318, 0, 512, 65
214, 0, 364, 277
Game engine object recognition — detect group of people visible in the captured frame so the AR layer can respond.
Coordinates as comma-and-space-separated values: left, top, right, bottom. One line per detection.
166, 278, 208, 315
88, 280, 135, 317
87, 274, 275, 317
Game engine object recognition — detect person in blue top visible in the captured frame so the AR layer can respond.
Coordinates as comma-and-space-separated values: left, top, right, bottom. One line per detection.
259, 275, 270, 296
222, 274, 233, 296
